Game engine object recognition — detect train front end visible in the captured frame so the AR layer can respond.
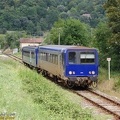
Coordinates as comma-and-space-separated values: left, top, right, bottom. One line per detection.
64, 47, 98, 88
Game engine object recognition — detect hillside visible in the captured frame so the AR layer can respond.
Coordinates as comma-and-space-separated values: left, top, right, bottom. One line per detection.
0, 0, 106, 35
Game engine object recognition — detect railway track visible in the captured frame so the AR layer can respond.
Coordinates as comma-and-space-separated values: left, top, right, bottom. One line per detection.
3, 53, 23, 64
73, 89, 120, 120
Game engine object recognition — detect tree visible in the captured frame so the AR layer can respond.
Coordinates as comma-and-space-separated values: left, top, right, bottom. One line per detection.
5, 32, 18, 49
5, 31, 28, 49
26, 20, 35, 34
59, 12, 69, 19
62, 19, 89, 45
0, 0, 107, 36
95, 22, 111, 53
47, 19, 90, 46
0, 35, 6, 49
95, 22, 112, 68
104, 0, 120, 70
46, 7, 59, 29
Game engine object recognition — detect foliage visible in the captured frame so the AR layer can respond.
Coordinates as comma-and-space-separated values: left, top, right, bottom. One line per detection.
19, 65, 93, 120
46, 19, 90, 46
113, 73, 120, 91
95, 22, 112, 68
0, 31, 28, 49
0, 0, 106, 35
104, 0, 120, 71
0, 58, 42, 120
0, 34, 6, 49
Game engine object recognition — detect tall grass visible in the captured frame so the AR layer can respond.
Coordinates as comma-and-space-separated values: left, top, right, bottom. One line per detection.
19, 67, 93, 120
112, 72, 120, 91
0, 57, 112, 120
14, 52, 22, 58
98, 67, 120, 91
98, 67, 108, 82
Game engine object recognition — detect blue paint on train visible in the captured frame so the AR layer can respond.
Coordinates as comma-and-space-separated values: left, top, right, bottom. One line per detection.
63, 49, 98, 79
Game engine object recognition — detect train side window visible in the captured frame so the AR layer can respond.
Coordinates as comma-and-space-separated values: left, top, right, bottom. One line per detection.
54, 55, 58, 65
23, 51, 29, 57
68, 52, 76, 64
46, 53, 48, 61
56, 55, 58, 65
43, 53, 46, 60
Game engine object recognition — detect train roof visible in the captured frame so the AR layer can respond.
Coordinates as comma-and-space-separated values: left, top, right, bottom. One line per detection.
39, 45, 96, 51
22, 46, 39, 51
23, 46, 38, 49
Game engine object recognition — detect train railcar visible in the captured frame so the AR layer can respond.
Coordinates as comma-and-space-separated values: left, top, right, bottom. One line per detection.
22, 46, 39, 68
38, 45, 99, 88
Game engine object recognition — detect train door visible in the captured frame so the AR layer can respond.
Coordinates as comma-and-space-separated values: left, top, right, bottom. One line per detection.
65, 50, 78, 77
59, 52, 65, 79
57, 53, 61, 76
61, 51, 66, 77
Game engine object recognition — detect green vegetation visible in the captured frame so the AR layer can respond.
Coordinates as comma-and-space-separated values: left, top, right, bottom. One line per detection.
98, 67, 120, 92
104, 0, 120, 71
19, 68, 92, 120
45, 19, 90, 46
0, 56, 113, 120
112, 72, 120, 91
0, 57, 94, 119
0, 31, 29, 49
0, 0, 106, 35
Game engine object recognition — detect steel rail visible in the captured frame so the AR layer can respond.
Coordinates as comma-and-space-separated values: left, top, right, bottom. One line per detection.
73, 90, 120, 120
3, 53, 23, 64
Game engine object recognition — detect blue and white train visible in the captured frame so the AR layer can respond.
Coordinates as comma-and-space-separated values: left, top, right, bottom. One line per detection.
22, 45, 99, 88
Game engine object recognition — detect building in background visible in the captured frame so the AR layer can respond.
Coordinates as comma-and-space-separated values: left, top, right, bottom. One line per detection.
20, 38, 43, 49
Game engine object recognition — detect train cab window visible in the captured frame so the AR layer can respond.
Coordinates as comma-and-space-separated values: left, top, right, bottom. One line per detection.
68, 52, 76, 64
80, 52, 95, 64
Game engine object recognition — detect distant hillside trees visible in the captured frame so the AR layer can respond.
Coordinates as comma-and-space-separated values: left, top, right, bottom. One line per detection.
0, 0, 106, 35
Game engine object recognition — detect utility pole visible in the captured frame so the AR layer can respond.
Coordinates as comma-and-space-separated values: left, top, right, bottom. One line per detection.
58, 32, 60, 45
58, 28, 61, 45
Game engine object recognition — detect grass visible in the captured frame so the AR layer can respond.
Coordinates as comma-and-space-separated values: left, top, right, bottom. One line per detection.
0, 57, 113, 120
98, 67, 120, 96
14, 51, 22, 58
0, 57, 92, 120
112, 72, 120, 91
98, 67, 120, 86
19, 65, 93, 120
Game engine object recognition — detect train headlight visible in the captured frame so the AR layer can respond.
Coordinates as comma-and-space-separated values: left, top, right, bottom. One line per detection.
92, 71, 95, 74
89, 71, 91, 74
69, 71, 72, 75
73, 71, 75, 74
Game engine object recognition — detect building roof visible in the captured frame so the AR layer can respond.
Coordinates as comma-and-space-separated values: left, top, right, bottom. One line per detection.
82, 14, 91, 18
20, 38, 43, 43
